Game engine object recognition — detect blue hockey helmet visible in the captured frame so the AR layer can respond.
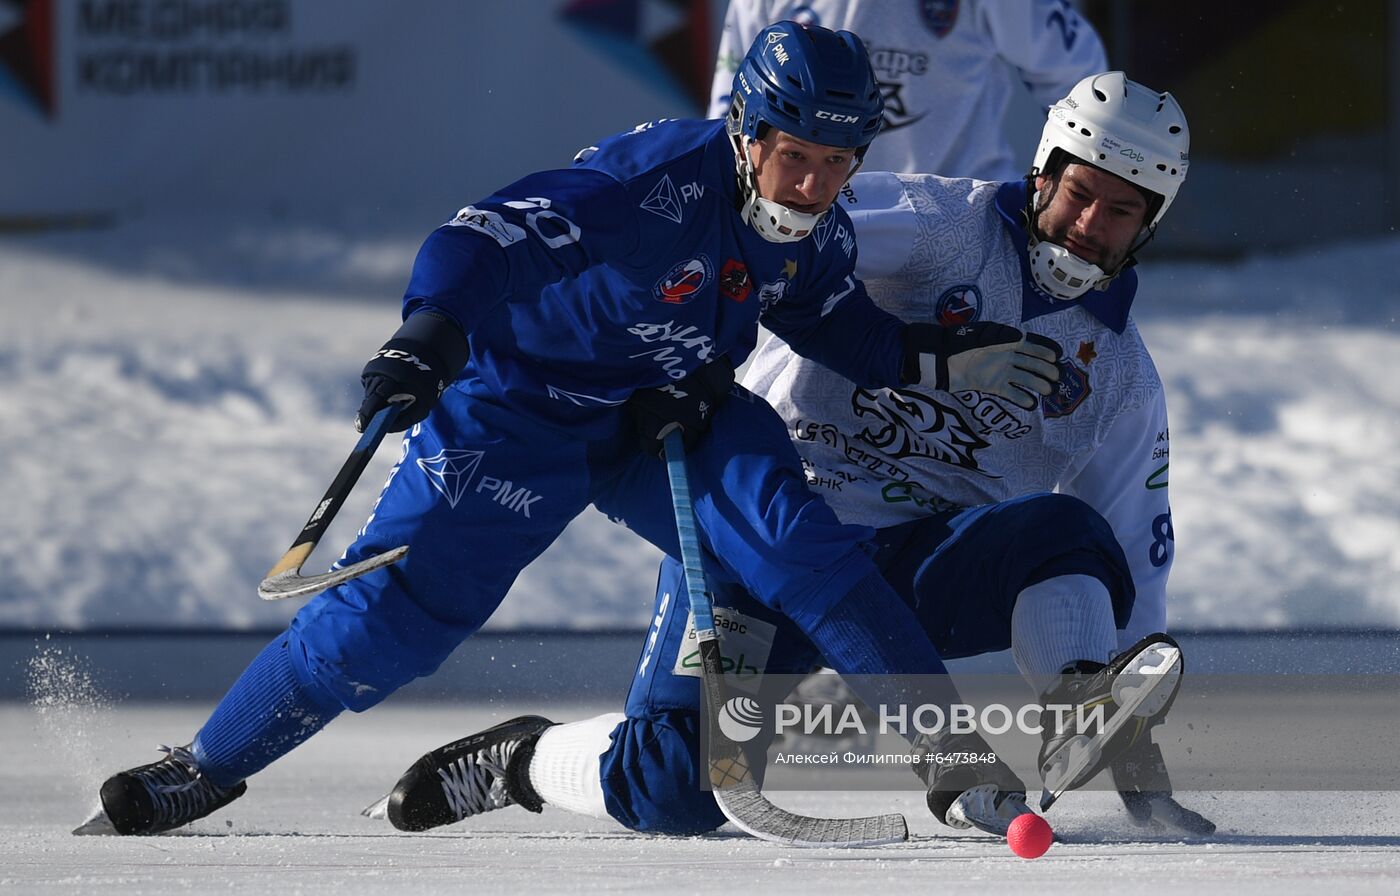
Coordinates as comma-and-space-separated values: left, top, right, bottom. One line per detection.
726, 21, 884, 153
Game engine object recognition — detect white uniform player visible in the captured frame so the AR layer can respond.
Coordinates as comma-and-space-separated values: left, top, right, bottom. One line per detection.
709, 0, 1108, 180
747, 168, 1172, 649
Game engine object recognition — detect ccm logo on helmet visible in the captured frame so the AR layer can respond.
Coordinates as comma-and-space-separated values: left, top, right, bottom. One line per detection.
815, 110, 860, 123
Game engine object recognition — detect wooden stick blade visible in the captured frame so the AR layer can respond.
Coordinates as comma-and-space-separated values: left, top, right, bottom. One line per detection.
257, 545, 408, 601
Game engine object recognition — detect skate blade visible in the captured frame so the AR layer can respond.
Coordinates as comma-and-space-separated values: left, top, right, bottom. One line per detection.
1039, 735, 1102, 811
72, 804, 119, 836
1111, 644, 1182, 718
361, 793, 391, 819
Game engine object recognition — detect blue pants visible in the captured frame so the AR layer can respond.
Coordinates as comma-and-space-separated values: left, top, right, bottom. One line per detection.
281, 372, 882, 712
601, 493, 1136, 834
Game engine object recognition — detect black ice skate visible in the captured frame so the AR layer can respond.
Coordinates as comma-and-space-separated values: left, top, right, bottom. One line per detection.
918, 729, 1033, 836
1112, 737, 1216, 835
1038, 633, 1184, 811
386, 715, 555, 832
83, 745, 247, 835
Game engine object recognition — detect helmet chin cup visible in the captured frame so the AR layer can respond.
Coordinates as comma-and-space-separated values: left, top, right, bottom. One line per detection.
1028, 237, 1109, 301
744, 195, 826, 243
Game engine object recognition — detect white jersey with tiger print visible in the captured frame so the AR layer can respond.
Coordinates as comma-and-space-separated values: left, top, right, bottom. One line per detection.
742, 171, 1172, 644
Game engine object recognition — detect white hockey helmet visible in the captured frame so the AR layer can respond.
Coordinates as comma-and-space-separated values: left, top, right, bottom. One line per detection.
1026, 72, 1189, 300
1031, 71, 1190, 228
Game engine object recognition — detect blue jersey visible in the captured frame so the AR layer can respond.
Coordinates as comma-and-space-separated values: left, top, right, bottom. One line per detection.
402, 119, 908, 436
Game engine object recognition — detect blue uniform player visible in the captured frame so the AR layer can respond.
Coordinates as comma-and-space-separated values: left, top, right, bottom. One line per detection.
89, 22, 1065, 837
381, 73, 1206, 839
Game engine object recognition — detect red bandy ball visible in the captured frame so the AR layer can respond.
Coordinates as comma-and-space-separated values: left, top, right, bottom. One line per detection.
1006, 813, 1054, 859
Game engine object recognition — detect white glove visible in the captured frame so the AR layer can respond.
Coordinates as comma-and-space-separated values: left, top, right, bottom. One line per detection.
907, 322, 1061, 410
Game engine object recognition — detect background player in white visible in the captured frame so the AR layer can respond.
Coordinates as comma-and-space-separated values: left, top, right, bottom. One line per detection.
709, 0, 1108, 180
385, 72, 1210, 838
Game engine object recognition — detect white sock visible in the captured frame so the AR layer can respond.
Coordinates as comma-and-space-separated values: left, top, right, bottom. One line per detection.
1011, 574, 1117, 695
527, 712, 626, 819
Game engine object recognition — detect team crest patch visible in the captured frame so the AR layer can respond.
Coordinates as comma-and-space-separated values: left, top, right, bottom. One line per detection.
654, 255, 713, 304
919, 0, 958, 37
1042, 360, 1091, 418
720, 259, 751, 302
935, 284, 981, 325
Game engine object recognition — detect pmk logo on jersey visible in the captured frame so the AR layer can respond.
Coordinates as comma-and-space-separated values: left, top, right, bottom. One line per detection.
935, 285, 982, 326
417, 449, 486, 509
813, 214, 855, 257
640, 174, 706, 224
1042, 360, 1091, 418
653, 255, 713, 304
719, 258, 751, 302
640, 174, 684, 224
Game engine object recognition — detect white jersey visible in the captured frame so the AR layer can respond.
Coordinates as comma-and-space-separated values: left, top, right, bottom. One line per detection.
708, 0, 1108, 180
742, 172, 1171, 644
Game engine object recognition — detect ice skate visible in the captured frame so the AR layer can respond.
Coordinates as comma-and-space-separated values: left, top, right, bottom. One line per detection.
1112, 737, 1216, 835
918, 729, 1033, 836
386, 715, 555, 832
79, 745, 247, 836
1038, 634, 1184, 810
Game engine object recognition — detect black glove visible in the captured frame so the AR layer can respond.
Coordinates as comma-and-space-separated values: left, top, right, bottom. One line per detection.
356, 310, 470, 433
1111, 735, 1217, 835
903, 322, 1062, 411
627, 357, 736, 456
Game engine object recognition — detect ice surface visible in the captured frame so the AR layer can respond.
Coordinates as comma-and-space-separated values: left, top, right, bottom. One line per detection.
4, 702, 1399, 895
